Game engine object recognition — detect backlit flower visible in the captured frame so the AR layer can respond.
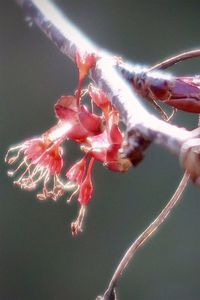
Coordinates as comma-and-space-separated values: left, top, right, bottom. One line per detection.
69, 157, 95, 236
5, 121, 75, 201
5, 66, 132, 235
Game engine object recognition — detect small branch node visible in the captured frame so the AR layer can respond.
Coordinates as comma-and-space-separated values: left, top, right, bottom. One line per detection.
96, 288, 117, 300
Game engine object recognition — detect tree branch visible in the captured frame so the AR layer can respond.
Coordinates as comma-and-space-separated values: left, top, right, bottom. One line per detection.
15, 0, 194, 165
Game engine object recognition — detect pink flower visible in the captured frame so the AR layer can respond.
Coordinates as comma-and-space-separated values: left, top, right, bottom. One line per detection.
69, 157, 95, 236
75, 51, 97, 82
82, 110, 131, 172
5, 122, 75, 201
66, 156, 95, 206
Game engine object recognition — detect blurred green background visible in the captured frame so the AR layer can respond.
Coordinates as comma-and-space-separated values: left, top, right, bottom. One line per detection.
1, 1, 200, 299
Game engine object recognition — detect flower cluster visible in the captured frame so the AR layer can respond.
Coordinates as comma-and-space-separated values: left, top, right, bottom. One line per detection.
5, 51, 131, 235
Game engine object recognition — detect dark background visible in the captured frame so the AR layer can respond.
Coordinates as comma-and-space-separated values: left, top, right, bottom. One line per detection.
1, 1, 200, 300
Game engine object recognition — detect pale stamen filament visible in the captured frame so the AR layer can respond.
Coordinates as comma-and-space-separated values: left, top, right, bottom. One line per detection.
7, 158, 27, 177
5, 145, 26, 163
28, 168, 49, 188
13, 158, 34, 184
55, 175, 77, 190
67, 186, 80, 204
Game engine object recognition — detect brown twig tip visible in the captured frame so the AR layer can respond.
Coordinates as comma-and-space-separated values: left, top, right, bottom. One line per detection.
96, 288, 117, 300
180, 137, 200, 185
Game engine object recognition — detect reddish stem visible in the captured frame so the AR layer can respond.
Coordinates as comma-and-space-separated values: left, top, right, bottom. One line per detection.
149, 49, 200, 71
76, 78, 84, 107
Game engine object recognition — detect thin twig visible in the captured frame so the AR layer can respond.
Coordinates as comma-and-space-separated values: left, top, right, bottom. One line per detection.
15, 0, 96, 61
149, 49, 200, 71
116, 49, 200, 81
97, 171, 190, 300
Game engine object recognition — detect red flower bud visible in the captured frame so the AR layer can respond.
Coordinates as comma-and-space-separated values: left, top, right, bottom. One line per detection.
75, 51, 96, 82
88, 84, 110, 111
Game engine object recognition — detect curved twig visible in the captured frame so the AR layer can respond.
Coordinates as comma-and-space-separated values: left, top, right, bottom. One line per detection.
149, 49, 200, 71
98, 171, 190, 300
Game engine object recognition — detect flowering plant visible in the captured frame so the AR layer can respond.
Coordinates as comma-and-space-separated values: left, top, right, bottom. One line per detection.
5, 51, 131, 235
